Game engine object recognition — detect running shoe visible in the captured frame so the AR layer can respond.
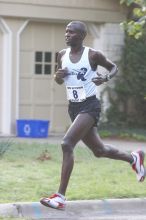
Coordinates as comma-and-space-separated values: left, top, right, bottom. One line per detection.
40, 193, 66, 209
131, 150, 146, 182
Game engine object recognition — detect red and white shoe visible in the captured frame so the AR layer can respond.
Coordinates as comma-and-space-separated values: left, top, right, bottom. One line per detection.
40, 193, 66, 209
131, 150, 146, 182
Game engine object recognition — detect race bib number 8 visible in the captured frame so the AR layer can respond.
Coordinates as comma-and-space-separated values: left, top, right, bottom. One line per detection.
66, 86, 86, 102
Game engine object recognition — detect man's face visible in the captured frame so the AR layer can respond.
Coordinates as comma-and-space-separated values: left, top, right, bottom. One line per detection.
65, 23, 83, 47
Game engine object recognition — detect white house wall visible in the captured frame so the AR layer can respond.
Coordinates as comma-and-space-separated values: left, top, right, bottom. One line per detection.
88, 23, 124, 120
0, 0, 126, 135
0, 0, 126, 23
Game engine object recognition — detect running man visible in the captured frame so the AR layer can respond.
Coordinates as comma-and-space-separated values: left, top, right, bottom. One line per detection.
40, 21, 145, 209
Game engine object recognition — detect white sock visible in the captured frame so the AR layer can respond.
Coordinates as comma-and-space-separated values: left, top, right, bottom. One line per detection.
56, 192, 65, 199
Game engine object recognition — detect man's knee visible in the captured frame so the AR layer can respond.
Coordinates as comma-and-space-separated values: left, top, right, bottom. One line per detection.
61, 138, 74, 153
93, 147, 105, 157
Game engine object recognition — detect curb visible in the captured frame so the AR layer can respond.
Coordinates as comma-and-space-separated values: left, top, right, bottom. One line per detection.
0, 198, 146, 219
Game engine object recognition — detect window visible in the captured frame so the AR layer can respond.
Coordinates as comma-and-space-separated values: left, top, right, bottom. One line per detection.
34, 51, 52, 75
45, 52, 51, 62
35, 64, 42, 74
35, 52, 42, 62
55, 52, 58, 71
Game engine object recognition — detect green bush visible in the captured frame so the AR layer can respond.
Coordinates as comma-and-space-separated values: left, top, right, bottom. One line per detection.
106, 31, 146, 128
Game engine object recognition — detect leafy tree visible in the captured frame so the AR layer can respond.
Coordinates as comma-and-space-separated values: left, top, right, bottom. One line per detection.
105, 1, 146, 128
120, 0, 146, 38
107, 32, 146, 127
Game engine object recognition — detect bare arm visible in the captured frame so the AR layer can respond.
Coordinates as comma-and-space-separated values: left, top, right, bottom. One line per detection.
89, 49, 118, 85
54, 50, 67, 85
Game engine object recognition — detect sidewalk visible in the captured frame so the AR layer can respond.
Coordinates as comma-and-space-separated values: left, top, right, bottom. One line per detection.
0, 198, 146, 219
1, 133, 146, 152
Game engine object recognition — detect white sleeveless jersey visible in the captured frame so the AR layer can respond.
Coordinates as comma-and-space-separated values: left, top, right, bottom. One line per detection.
61, 47, 97, 102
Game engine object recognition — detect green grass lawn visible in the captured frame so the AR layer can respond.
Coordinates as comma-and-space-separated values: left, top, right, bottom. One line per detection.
0, 218, 27, 220
0, 141, 146, 204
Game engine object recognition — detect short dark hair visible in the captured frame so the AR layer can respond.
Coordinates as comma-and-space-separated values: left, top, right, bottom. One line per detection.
67, 21, 87, 38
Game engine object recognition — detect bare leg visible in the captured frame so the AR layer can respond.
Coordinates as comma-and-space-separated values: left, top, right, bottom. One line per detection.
82, 127, 133, 163
58, 113, 95, 196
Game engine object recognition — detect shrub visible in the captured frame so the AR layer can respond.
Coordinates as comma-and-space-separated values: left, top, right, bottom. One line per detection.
106, 31, 146, 128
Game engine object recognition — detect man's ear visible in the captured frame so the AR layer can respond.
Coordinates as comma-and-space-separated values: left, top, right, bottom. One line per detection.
80, 32, 86, 40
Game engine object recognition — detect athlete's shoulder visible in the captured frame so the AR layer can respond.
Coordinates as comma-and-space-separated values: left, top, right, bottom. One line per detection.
89, 48, 106, 63
58, 49, 67, 57
89, 48, 105, 58
88, 48, 107, 68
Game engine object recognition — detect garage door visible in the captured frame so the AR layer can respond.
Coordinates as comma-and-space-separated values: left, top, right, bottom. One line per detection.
19, 21, 71, 133
19, 21, 94, 133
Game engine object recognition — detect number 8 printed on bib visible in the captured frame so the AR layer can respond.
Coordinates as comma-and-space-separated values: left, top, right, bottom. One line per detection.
66, 86, 86, 102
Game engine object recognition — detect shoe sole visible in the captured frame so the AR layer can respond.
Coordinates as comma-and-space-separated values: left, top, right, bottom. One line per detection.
40, 198, 65, 210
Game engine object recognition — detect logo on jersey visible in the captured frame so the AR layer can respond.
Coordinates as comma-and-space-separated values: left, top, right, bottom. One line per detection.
73, 68, 87, 81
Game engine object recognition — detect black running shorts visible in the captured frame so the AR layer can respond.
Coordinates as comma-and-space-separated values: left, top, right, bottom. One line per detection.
68, 95, 101, 127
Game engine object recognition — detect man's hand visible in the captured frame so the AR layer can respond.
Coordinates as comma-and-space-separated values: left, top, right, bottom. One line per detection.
55, 68, 68, 79
92, 73, 108, 86
54, 68, 68, 84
